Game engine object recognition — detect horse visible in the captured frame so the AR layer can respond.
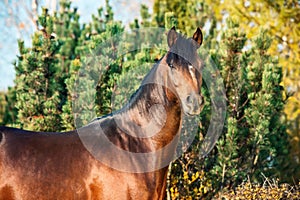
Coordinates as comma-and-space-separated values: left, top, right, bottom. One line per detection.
0, 27, 204, 200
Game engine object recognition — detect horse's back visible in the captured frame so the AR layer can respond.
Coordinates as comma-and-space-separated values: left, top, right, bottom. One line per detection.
0, 126, 92, 200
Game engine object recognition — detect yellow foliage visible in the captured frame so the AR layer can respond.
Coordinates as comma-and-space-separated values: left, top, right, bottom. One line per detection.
72, 58, 81, 67
168, 168, 212, 199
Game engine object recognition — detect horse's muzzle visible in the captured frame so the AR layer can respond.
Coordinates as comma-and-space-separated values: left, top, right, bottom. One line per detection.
184, 93, 204, 116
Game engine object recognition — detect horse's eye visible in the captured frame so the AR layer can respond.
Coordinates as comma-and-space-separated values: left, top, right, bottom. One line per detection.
169, 63, 176, 69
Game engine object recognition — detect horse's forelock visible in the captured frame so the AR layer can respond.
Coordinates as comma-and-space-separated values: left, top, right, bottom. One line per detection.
167, 35, 201, 68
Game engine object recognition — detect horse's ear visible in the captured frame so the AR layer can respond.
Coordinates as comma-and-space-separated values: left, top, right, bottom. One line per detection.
192, 27, 203, 48
167, 26, 178, 47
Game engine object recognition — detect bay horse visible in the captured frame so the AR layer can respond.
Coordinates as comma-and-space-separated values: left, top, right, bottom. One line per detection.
0, 27, 204, 200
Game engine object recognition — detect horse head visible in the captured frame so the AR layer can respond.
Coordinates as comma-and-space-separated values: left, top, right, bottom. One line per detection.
166, 27, 204, 116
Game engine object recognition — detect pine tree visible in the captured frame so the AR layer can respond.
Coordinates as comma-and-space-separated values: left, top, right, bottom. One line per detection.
1, 86, 18, 126
210, 18, 248, 190
63, 0, 125, 128
207, 19, 292, 195
50, 0, 82, 130
14, 10, 62, 131
153, 0, 212, 35
206, 0, 300, 181
244, 29, 292, 182
0, 91, 6, 125
11, 0, 82, 131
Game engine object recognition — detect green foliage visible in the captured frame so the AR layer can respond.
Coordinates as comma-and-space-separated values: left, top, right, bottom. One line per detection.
1, 87, 18, 126
206, 19, 291, 195
14, 15, 62, 131
210, 18, 249, 191
1, 0, 298, 199
64, 0, 124, 128
10, 1, 83, 132
207, 0, 300, 181
244, 30, 292, 182
0, 91, 6, 125
153, 0, 207, 35
164, 12, 178, 30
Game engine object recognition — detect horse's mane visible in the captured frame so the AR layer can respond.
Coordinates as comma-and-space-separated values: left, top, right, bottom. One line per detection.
91, 57, 167, 123
121, 58, 170, 114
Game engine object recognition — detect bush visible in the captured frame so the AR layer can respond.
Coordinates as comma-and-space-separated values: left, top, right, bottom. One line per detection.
219, 179, 300, 200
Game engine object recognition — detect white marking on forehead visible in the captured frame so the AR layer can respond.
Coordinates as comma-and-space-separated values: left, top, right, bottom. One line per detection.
188, 65, 196, 80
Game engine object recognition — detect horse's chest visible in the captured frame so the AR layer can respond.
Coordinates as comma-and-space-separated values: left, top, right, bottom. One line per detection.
87, 166, 165, 200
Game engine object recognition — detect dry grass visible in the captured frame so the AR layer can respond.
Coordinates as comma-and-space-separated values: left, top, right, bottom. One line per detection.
217, 178, 300, 200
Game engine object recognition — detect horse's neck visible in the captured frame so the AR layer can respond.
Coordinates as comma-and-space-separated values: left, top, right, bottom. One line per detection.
117, 57, 182, 148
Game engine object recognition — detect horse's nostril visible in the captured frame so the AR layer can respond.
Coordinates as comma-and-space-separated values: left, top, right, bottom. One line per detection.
186, 95, 193, 104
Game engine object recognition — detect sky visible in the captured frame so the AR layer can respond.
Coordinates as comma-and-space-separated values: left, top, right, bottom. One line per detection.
0, 0, 153, 91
